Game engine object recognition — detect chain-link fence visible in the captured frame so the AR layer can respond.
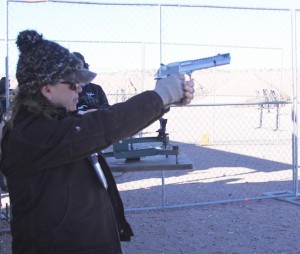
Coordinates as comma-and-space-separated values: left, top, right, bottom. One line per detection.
0, 1, 299, 215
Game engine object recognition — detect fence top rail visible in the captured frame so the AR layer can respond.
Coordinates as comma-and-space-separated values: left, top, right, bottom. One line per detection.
9, 0, 299, 12
184, 101, 291, 107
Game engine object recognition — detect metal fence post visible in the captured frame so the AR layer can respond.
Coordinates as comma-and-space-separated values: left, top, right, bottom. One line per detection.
290, 8, 298, 196
5, 0, 9, 114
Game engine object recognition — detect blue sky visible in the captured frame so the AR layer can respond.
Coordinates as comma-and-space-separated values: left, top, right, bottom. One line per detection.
1, 0, 299, 78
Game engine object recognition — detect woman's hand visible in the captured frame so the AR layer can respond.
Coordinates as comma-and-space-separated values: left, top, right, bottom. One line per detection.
180, 77, 195, 106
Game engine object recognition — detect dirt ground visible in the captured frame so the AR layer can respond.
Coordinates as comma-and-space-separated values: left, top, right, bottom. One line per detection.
1, 198, 300, 254
121, 198, 300, 254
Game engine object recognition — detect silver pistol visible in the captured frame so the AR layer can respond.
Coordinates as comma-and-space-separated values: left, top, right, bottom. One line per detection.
155, 53, 231, 79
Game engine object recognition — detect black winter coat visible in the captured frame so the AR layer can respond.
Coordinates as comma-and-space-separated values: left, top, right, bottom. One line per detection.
0, 91, 165, 254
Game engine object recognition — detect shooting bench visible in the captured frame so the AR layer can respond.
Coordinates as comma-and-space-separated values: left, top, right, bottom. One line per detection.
106, 154, 193, 211
104, 118, 193, 211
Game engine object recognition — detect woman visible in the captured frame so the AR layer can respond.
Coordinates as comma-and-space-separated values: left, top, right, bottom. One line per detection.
0, 30, 194, 254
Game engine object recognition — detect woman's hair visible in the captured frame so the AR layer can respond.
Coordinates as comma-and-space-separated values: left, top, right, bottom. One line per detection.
8, 85, 63, 128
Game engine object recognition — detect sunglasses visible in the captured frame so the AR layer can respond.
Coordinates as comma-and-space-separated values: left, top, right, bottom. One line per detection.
61, 81, 81, 91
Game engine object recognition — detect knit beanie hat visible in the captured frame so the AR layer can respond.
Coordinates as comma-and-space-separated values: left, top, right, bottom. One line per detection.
16, 30, 97, 92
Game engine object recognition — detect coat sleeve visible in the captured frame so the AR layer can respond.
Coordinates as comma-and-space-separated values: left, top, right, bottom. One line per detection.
2, 91, 167, 172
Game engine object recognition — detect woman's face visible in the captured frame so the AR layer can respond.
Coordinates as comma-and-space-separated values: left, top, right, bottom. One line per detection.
41, 81, 83, 112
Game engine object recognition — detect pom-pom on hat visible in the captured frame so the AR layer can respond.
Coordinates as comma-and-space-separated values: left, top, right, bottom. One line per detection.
16, 30, 96, 92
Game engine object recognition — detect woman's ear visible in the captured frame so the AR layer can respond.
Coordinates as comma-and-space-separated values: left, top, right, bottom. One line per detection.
40, 85, 52, 101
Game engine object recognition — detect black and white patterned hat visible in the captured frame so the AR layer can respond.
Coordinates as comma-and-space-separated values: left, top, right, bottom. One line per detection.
16, 30, 96, 92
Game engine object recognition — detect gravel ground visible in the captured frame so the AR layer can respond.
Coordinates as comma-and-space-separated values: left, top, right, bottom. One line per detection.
0, 199, 300, 254
1, 198, 299, 254
121, 198, 300, 254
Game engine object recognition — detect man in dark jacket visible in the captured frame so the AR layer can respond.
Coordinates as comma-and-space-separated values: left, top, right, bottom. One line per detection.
0, 77, 8, 192
73, 52, 110, 111
0, 30, 194, 254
